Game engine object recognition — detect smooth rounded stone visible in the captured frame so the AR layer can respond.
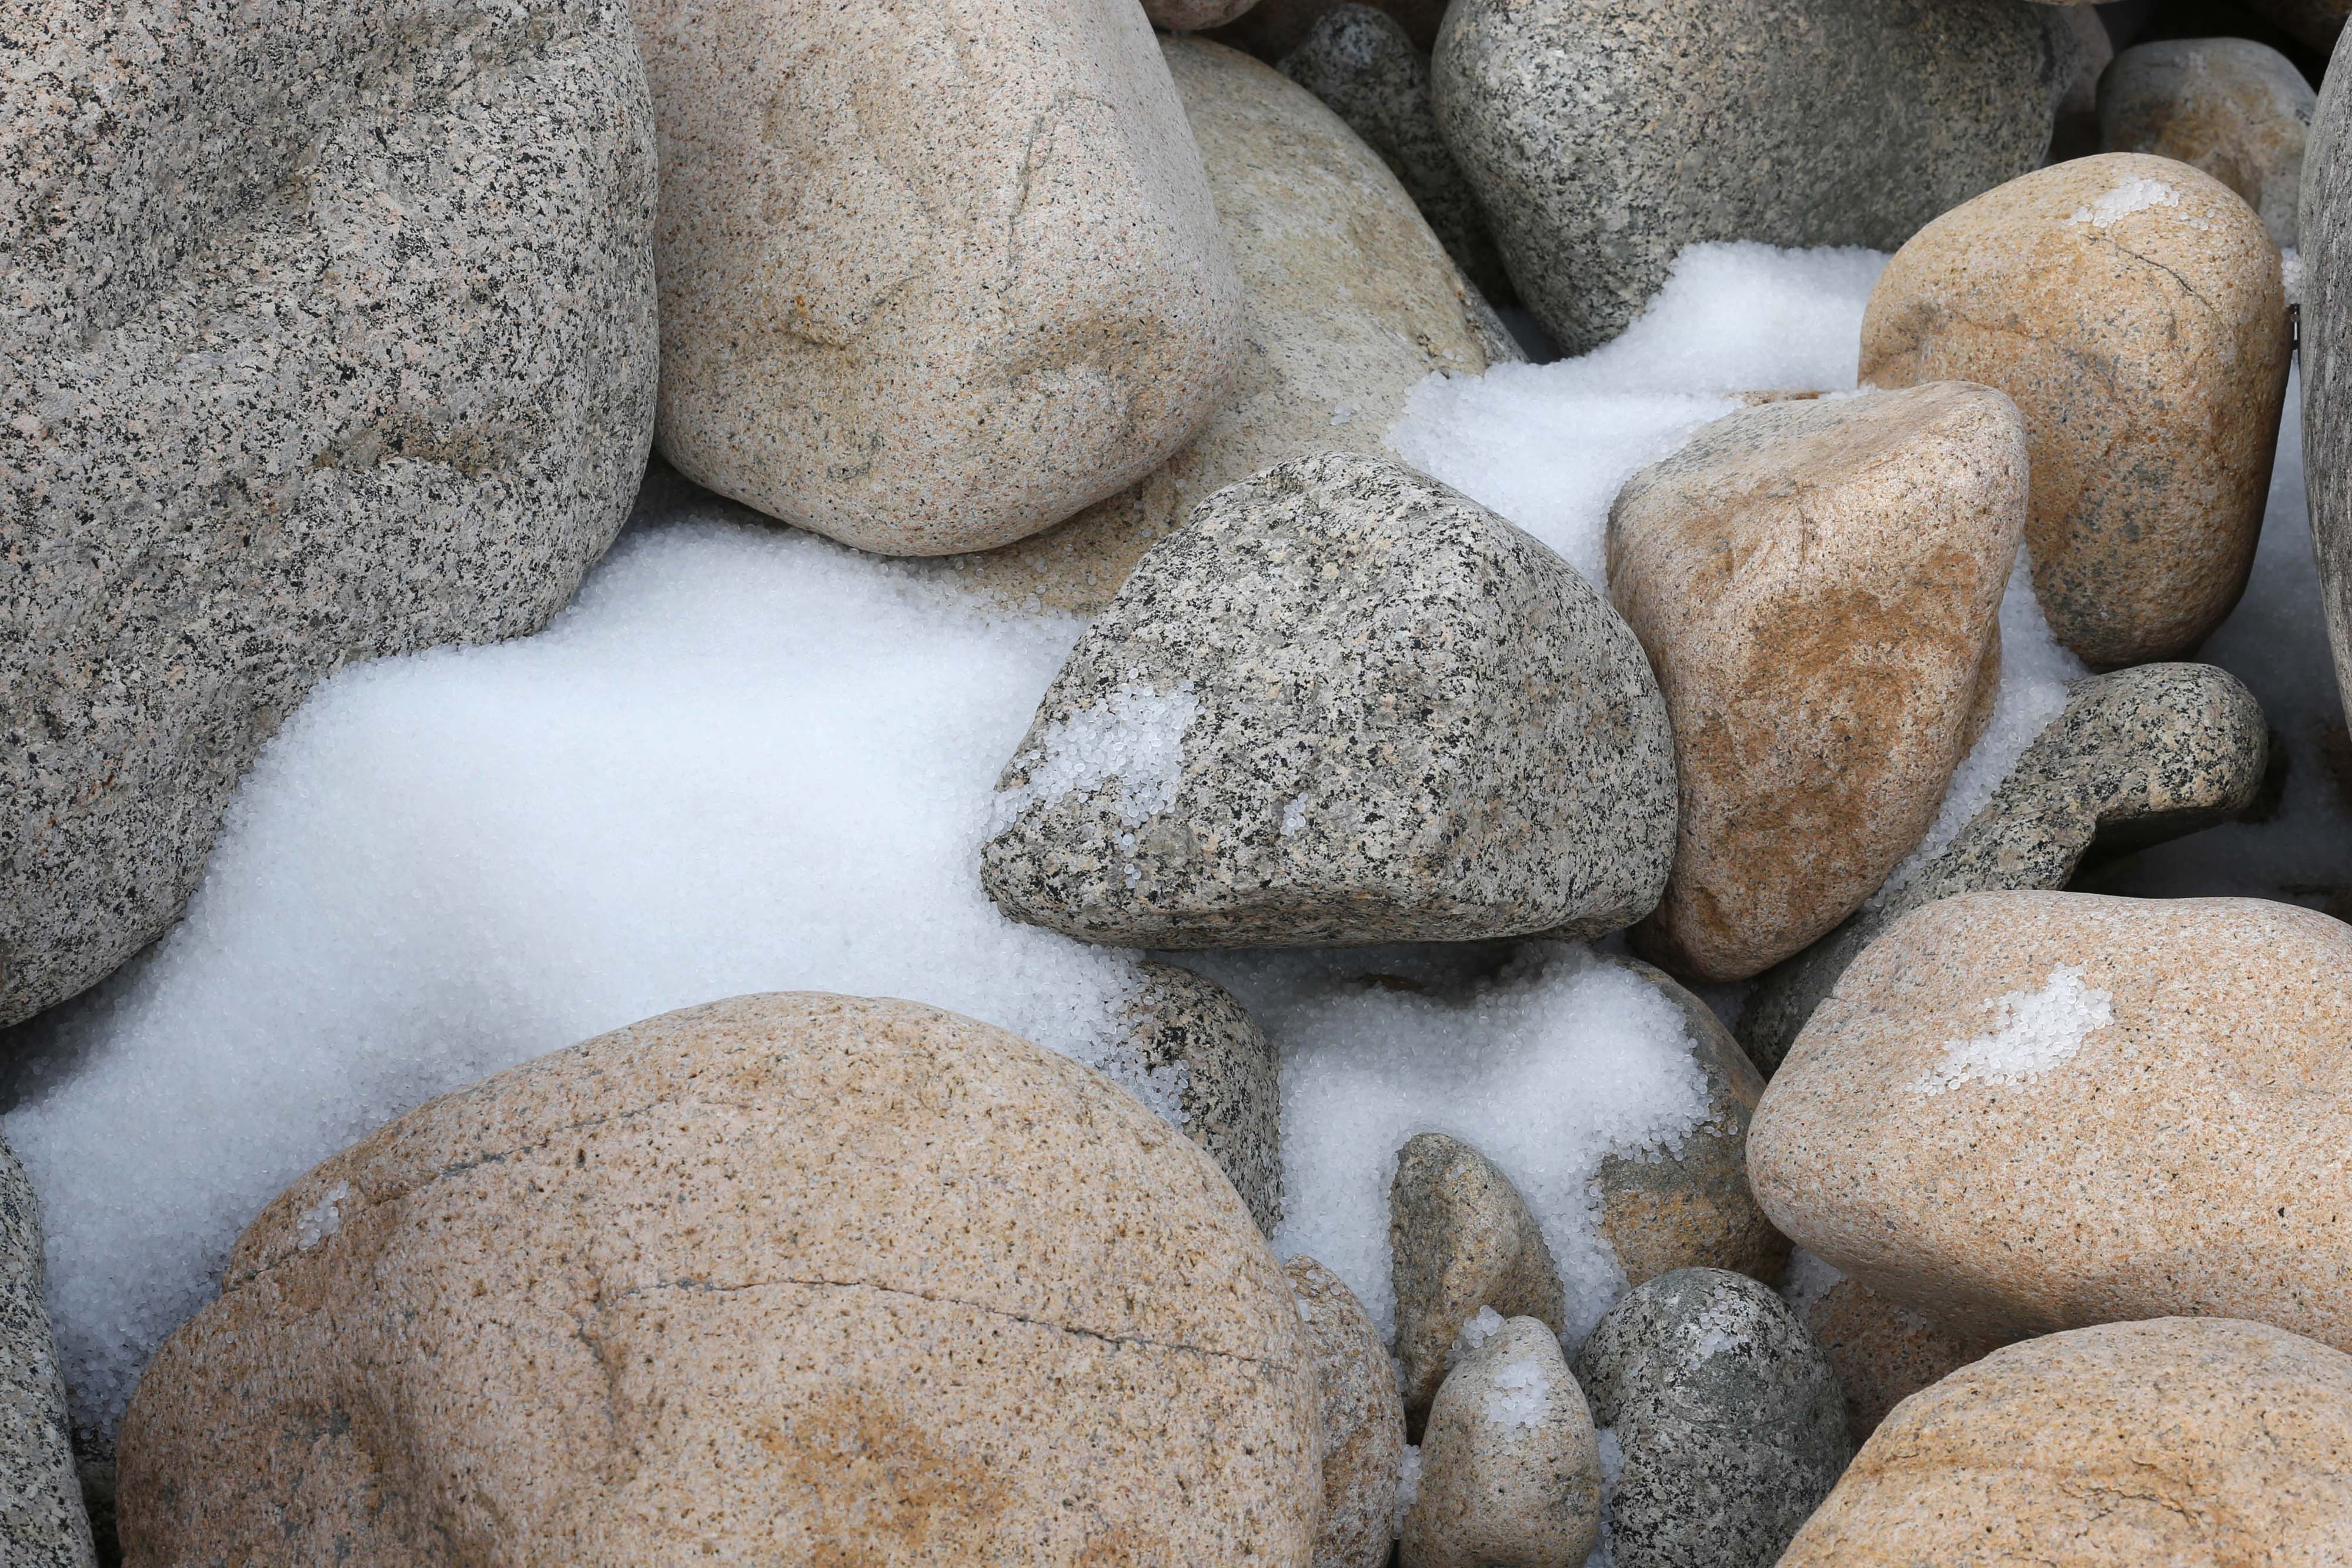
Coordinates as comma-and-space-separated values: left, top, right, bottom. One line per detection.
1148, 0, 1261, 26
1214, 0, 1449, 58
953, 37, 1515, 612
1801, 1275, 1999, 1445
1590, 958, 1788, 1292
1860, 153, 2291, 669
1400, 1314, 1602, 1568
2301, 22, 2352, 727
1, 0, 659, 1029
1431, 0, 2066, 355
1750, 890, 2352, 1352
1389, 1134, 1568, 1436
1607, 383, 2027, 982
1779, 1316, 2352, 1564
1279, 6, 1512, 303
979, 452, 1676, 948
2245, 0, 2348, 53
0, 1134, 97, 1568
1121, 961, 1284, 1233
1573, 1268, 1851, 1568
634, 0, 1241, 557
1740, 662, 2267, 1074
2101, 39, 2314, 249
1285, 1258, 1406, 1568
116, 994, 1322, 1562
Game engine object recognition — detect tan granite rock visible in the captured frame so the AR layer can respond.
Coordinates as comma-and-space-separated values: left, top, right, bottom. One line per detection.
1802, 1276, 1999, 1445
634, 0, 1243, 556
1287, 1258, 1405, 1568
1400, 1314, 1601, 1568
116, 994, 1321, 1564
954, 36, 1512, 611
1607, 382, 2027, 982
1148, 0, 1259, 26
1750, 891, 2352, 1352
1860, 153, 2290, 668
1779, 1316, 2352, 1565
2101, 40, 2314, 250
1590, 957, 1789, 1290
1121, 961, 1284, 1234
1391, 1133, 1568, 1436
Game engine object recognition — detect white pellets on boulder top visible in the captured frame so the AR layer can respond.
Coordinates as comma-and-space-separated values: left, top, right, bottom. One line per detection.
1907, 965, 2114, 1096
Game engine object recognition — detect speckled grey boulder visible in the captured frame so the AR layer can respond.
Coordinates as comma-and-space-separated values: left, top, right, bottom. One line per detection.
1590, 958, 1788, 1292
1573, 1268, 1852, 1568
2302, 22, 2352, 729
1431, 0, 2067, 353
1286, 1257, 1406, 1568
1401, 1313, 1602, 1568
0, 1134, 97, 1567
1, 0, 659, 1028
1391, 1132, 1568, 1435
978, 452, 1676, 947
1119, 962, 1283, 1234
1280, 5, 1512, 303
1740, 663, 2266, 1074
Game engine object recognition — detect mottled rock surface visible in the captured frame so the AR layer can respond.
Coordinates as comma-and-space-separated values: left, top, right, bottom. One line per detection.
2301, 24, 2352, 734
1591, 958, 1788, 1290
980, 452, 1676, 947
1740, 662, 2267, 1073
1286, 1258, 1405, 1568
0, 1135, 96, 1568
1401, 1313, 1601, 1568
1802, 1275, 1999, 1445
1147, 0, 1259, 27
1574, 1269, 1851, 1568
116, 994, 1321, 1562
1280, 6, 1511, 302
1119, 962, 1284, 1233
1780, 1317, 2352, 1565
957, 37, 1514, 611
1607, 383, 2027, 981
1389, 1132, 1569, 1434
1862, 153, 2290, 668
1751, 891, 2352, 1351
1, 0, 660, 1028
1432, 0, 2066, 353
2101, 39, 2314, 249
636, 0, 1240, 556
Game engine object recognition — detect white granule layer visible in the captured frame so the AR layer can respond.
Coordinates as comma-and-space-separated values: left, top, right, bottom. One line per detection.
1449, 1304, 1508, 1370
1910, 965, 2115, 1095
2070, 176, 2181, 228
1685, 1298, 1752, 1365
1778, 1248, 1846, 1320
1485, 1357, 1552, 1429
1394, 1443, 1423, 1537
292, 1181, 350, 1252
1585, 1426, 1627, 1568
991, 680, 1198, 832
1199, 941, 1715, 1348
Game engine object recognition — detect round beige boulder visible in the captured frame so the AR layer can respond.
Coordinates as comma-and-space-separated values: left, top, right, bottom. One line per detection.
1780, 1316, 2352, 1564
1750, 891, 2352, 1350
116, 994, 1322, 1563
634, 0, 1244, 555
1607, 381, 2026, 981
1285, 1258, 1405, 1568
1860, 153, 2290, 669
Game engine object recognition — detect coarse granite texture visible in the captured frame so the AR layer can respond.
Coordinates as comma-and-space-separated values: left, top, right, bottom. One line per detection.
1740, 662, 2267, 1074
2102, 38, 2315, 249
1122, 961, 1284, 1233
1589, 957, 1788, 1291
1431, 0, 2067, 354
1750, 891, 2352, 1350
979, 452, 1676, 947
1607, 383, 2027, 982
1389, 1131, 1568, 1436
2301, 24, 2352, 734
116, 994, 1321, 1563
1780, 1317, 2352, 1564
633, 0, 1241, 557
1862, 153, 2291, 669
1147, 0, 1260, 25
1400, 1314, 1601, 1568
950, 38, 1516, 613
1801, 1276, 1999, 1446
1285, 1257, 1405, 1568
1, 0, 659, 1030
0, 1133, 96, 1568
1213, 0, 1451, 58
1279, 6, 1512, 303
1572, 1268, 1851, 1568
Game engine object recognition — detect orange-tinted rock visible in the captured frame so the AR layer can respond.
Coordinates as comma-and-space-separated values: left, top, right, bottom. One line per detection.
2100, 38, 2314, 249
1802, 1275, 1999, 1443
1287, 1258, 1405, 1568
